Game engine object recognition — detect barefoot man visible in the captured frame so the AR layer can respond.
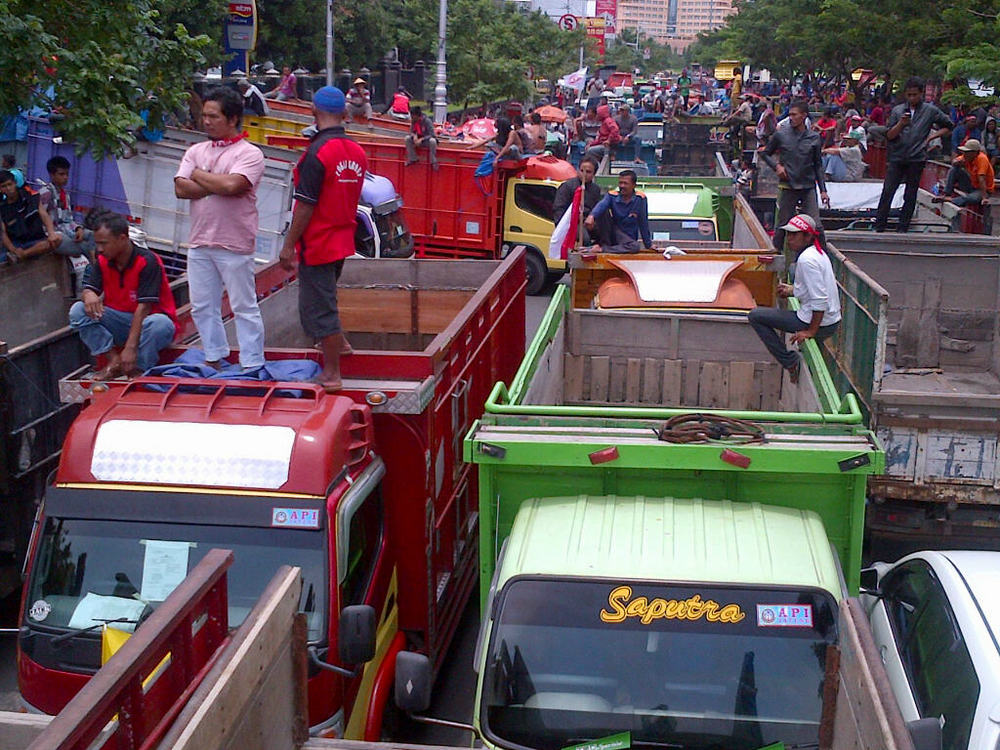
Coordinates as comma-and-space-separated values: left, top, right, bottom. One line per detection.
279, 86, 367, 392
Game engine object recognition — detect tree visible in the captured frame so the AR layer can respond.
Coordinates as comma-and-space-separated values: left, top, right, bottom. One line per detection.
0, 0, 211, 157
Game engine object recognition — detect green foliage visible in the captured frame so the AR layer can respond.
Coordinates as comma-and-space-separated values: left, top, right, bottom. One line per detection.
0, 0, 211, 157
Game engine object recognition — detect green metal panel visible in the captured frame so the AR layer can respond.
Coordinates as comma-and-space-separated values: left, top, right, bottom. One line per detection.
468, 413, 881, 605
594, 176, 735, 241
492, 285, 863, 423
821, 243, 889, 422
499, 496, 844, 599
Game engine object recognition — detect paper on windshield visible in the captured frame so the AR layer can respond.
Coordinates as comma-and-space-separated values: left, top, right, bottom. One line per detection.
140, 540, 193, 602
68, 593, 147, 633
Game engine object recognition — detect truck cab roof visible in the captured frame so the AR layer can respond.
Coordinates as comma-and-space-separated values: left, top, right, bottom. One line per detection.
641, 183, 719, 219
498, 495, 844, 599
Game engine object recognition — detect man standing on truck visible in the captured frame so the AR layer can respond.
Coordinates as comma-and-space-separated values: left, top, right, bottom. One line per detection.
873, 77, 952, 233
584, 169, 653, 253
278, 86, 367, 393
761, 100, 829, 256
747, 213, 840, 383
68, 211, 178, 379
551, 156, 603, 250
174, 86, 267, 372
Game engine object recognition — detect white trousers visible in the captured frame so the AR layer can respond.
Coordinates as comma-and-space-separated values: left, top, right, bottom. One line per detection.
187, 246, 265, 368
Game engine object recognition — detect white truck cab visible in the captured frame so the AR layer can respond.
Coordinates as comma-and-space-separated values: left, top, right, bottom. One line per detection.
862, 550, 1000, 750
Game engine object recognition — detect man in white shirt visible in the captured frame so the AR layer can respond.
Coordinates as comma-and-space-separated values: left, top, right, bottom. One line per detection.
747, 213, 841, 382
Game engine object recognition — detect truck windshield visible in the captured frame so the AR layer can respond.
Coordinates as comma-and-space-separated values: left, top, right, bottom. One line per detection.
482, 578, 837, 750
649, 218, 717, 242
25, 516, 327, 642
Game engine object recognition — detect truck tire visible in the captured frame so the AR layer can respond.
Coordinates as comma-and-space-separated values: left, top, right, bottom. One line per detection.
525, 251, 549, 296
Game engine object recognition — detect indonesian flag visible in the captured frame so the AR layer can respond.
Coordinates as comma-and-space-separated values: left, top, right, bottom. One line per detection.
549, 186, 583, 260
558, 66, 588, 92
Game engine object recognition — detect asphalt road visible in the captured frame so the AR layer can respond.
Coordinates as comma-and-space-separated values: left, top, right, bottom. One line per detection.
0, 288, 558, 723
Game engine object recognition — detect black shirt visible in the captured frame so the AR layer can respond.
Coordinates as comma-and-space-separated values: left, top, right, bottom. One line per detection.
0, 189, 45, 245
886, 101, 952, 163
761, 123, 826, 192
552, 178, 602, 223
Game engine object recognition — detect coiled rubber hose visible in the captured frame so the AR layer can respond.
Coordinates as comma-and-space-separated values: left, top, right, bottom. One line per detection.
655, 413, 765, 444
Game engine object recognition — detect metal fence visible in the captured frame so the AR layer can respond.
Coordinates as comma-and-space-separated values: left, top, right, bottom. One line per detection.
823, 242, 889, 421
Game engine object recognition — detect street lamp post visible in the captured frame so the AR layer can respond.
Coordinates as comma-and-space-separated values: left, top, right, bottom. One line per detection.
433, 0, 448, 123
326, 0, 334, 85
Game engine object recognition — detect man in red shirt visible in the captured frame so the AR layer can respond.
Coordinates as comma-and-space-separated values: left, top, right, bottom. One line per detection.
68, 211, 178, 379
279, 86, 367, 392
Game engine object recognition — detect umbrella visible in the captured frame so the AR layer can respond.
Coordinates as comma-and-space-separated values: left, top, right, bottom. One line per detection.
462, 118, 497, 140
534, 105, 568, 124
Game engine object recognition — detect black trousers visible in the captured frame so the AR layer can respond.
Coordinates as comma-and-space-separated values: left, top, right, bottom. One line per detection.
874, 160, 924, 232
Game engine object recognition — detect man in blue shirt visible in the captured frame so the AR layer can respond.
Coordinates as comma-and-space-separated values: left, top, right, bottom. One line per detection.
585, 170, 653, 253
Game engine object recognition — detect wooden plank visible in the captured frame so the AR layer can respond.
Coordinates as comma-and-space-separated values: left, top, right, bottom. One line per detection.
700, 362, 728, 408
337, 289, 473, 335
0, 712, 52, 749
681, 359, 701, 406
641, 358, 661, 403
609, 359, 627, 403
590, 356, 610, 402
157, 566, 304, 750
662, 360, 683, 406
564, 354, 584, 402
761, 362, 783, 411
625, 358, 642, 403
895, 283, 921, 368
728, 361, 756, 411
915, 278, 941, 368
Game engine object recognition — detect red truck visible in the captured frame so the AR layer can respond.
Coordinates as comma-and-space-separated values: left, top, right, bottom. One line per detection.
268, 133, 576, 295
16, 253, 526, 739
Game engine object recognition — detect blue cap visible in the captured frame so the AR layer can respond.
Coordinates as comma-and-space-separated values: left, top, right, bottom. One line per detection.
313, 86, 346, 114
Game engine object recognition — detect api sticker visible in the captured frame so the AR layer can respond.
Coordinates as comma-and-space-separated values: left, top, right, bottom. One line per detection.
756, 604, 813, 628
272, 507, 320, 529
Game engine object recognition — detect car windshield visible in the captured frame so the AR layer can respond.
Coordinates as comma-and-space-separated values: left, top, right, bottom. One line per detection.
649, 218, 717, 242
25, 516, 327, 641
482, 578, 837, 750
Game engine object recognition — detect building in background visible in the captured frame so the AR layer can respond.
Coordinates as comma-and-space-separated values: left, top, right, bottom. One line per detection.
617, 0, 734, 51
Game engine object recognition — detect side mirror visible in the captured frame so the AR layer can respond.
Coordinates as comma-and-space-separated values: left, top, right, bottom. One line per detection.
859, 567, 880, 595
907, 718, 942, 750
395, 651, 432, 713
339, 605, 376, 664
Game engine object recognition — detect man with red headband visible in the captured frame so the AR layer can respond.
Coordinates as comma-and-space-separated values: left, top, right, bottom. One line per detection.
747, 213, 841, 383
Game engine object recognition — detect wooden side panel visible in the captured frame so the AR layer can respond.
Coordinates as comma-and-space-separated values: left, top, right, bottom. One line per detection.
156, 567, 305, 750
830, 599, 915, 750
661, 360, 682, 404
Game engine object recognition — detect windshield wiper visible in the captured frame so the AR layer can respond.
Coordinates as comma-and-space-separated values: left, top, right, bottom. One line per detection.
50, 617, 137, 645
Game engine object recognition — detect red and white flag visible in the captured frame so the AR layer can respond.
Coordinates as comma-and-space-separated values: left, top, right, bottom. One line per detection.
548, 186, 583, 260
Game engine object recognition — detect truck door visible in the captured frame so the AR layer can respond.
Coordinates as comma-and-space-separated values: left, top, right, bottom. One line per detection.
336, 462, 396, 739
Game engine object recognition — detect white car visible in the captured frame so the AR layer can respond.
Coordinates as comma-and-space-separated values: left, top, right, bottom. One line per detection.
861, 551, 1000, 750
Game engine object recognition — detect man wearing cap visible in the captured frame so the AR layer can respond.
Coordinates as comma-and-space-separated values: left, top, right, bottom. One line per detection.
822, 128, 866, 182
874, 77, 952, 233
279, 86, 367, 392
174, 86, 267, 371
936, 138, 995, 207
346, 78, 374, 131
747, 213, 841, 383
236, 78, 269, 116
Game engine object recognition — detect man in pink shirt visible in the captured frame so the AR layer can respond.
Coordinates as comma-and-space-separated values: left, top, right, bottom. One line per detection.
174, 86, 267, 370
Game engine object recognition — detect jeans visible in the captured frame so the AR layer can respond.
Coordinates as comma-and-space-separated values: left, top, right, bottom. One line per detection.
944, 164, 984, 206
874, 160, 924, 232
53, 227, 95, 258
822, 154, 849, 182
187, 246, 265, 368
773, 187, 824, 268
747, 307, 839, 370
69, 302, 175, 372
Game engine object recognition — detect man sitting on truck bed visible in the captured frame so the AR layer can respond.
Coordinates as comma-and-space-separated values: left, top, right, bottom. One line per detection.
0, 170, 60, 264
747, 213, 840, 383
68, 211, 178, 379
584, 170, 653, 253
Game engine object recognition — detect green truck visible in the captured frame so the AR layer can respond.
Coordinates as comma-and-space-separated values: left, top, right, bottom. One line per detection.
397, 197, 931, 749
